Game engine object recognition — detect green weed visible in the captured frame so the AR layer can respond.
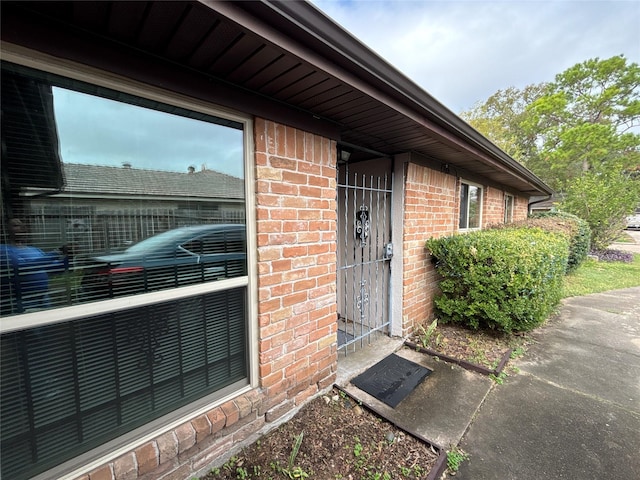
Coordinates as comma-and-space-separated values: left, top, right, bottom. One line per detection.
489, 372, 508, 385
418, 319, 438, 348
446, 447, 469, 473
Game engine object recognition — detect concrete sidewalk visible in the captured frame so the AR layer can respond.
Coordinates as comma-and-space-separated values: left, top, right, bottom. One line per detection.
336, 286, 640, 479
456, 287, 640, 480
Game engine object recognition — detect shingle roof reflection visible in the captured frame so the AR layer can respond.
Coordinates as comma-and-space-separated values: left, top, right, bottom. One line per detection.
62, 163, 245, 199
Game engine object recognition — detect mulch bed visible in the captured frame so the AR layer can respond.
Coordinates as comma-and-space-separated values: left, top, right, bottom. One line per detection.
201, 388, 442, 479
407, 322, 532, 374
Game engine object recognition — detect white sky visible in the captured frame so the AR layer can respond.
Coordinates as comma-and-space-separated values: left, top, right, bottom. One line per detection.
312, 0, 640, 113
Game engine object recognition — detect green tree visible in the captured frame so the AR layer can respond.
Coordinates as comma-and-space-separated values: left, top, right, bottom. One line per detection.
461, 84, 545, 162
560, 167, 639, 249
463, 55, 640, 246
523, 55, 640, 190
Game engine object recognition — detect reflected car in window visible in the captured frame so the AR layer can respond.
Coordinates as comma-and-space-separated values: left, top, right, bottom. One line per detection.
81, 224, 246, 300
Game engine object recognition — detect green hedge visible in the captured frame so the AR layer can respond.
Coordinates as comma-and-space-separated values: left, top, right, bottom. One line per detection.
426, 228, 569, 333
528, 211, 591, 272
492, 211, 591, 273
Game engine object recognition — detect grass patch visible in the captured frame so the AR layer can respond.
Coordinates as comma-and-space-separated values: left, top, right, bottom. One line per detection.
563, 253, 640, 298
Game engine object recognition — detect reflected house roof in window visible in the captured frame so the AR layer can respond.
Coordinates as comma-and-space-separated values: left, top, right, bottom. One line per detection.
57, 163, 244, 200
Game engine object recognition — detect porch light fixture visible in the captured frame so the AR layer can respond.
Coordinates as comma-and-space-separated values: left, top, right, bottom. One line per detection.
339, 148, 352, 162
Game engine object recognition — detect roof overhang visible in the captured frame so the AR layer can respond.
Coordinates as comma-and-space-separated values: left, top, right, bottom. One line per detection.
0, 0, 553, 197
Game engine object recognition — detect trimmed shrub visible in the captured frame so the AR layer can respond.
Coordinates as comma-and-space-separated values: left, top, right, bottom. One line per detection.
426, 228, 569, 333
528, 211, 591, 272
493, 211, 590, 273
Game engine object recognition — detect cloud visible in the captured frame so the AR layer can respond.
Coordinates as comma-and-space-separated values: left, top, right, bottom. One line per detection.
313, 0, 640, 113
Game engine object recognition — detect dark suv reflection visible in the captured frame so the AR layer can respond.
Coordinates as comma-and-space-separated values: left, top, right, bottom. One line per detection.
81, 224, 246, 300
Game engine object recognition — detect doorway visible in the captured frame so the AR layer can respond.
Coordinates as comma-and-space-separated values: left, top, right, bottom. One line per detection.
337, 159, 393, 353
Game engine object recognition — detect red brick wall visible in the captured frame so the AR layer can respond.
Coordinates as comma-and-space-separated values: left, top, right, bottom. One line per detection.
483, 187, 529, 226
76, 118, 338, 480
253, 118, 338, 414
483, 186, 505, 226
402, 163, 458, 336
514, 195, 529, 220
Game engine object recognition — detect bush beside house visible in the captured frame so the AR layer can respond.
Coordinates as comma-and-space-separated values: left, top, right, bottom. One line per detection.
426, 228, 569, 333
527, 212, 591, 272
492, 211, 591, 272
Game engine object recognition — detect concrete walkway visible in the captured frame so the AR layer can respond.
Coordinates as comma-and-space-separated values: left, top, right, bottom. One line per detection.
456, 287, 640, 480
337, 230, 640, 479
336, 286, 640, 479
611, 229, 640, 254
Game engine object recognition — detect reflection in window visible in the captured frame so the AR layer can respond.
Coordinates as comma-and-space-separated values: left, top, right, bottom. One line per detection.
1, 62, 250, 479
1, 64, 247, 315
459, 182, 482, 230
504, 194, 514, 224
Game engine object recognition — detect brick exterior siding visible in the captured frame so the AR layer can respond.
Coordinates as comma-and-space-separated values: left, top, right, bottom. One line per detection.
400, 163, 530, 336
483, 186, 506, 227
72, 125, 534, 480
253, 118, 338, 415
514, 195, 529, 219
75, 119, 338, 480
482, 186, 529, 227
401, 163, 458, 337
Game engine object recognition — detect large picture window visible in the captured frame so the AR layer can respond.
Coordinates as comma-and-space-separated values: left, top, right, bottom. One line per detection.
1, 62, 251, 479
459, 181, 482, 230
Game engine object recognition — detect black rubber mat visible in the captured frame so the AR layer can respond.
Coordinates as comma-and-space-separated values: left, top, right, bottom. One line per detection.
351, 353, 432, 408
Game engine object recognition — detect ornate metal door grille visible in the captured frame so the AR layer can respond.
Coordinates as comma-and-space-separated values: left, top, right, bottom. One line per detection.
337, 167, 392, 353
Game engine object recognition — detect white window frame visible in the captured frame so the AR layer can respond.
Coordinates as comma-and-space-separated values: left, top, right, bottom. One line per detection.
0, 44, 258, 480
504, 193, 515, 224
458, 179, 483, 231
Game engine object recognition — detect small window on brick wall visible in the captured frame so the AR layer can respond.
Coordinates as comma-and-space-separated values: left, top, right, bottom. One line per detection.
459, 181, 483, 230
504, 194, 515, 224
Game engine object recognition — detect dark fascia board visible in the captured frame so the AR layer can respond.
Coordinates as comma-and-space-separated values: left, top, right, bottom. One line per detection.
0, 2, 341, 142
220, 0, 553, 196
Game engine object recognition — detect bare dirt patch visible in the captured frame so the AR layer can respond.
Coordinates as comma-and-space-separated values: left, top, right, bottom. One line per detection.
201, 388, 440, 479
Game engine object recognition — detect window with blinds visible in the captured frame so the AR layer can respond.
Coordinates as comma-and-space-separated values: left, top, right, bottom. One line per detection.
0, 62, 250, 479
459, 181, 483, 230
1, 61, 247, 315
1, 289, 248, 479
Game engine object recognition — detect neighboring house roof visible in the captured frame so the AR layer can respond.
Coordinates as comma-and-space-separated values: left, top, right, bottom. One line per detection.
1, 1, 553, 197
57, 163, 245, 200
529, 194, 563, 211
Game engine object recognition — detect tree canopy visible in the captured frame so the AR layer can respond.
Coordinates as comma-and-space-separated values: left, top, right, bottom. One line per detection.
462, 55, 640, 190
461, 55, 640, 248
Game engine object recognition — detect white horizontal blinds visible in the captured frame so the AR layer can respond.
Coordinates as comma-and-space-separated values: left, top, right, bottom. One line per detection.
1, 62, 247, 315
1, 62, 250, 479
0, 288, 248, 479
